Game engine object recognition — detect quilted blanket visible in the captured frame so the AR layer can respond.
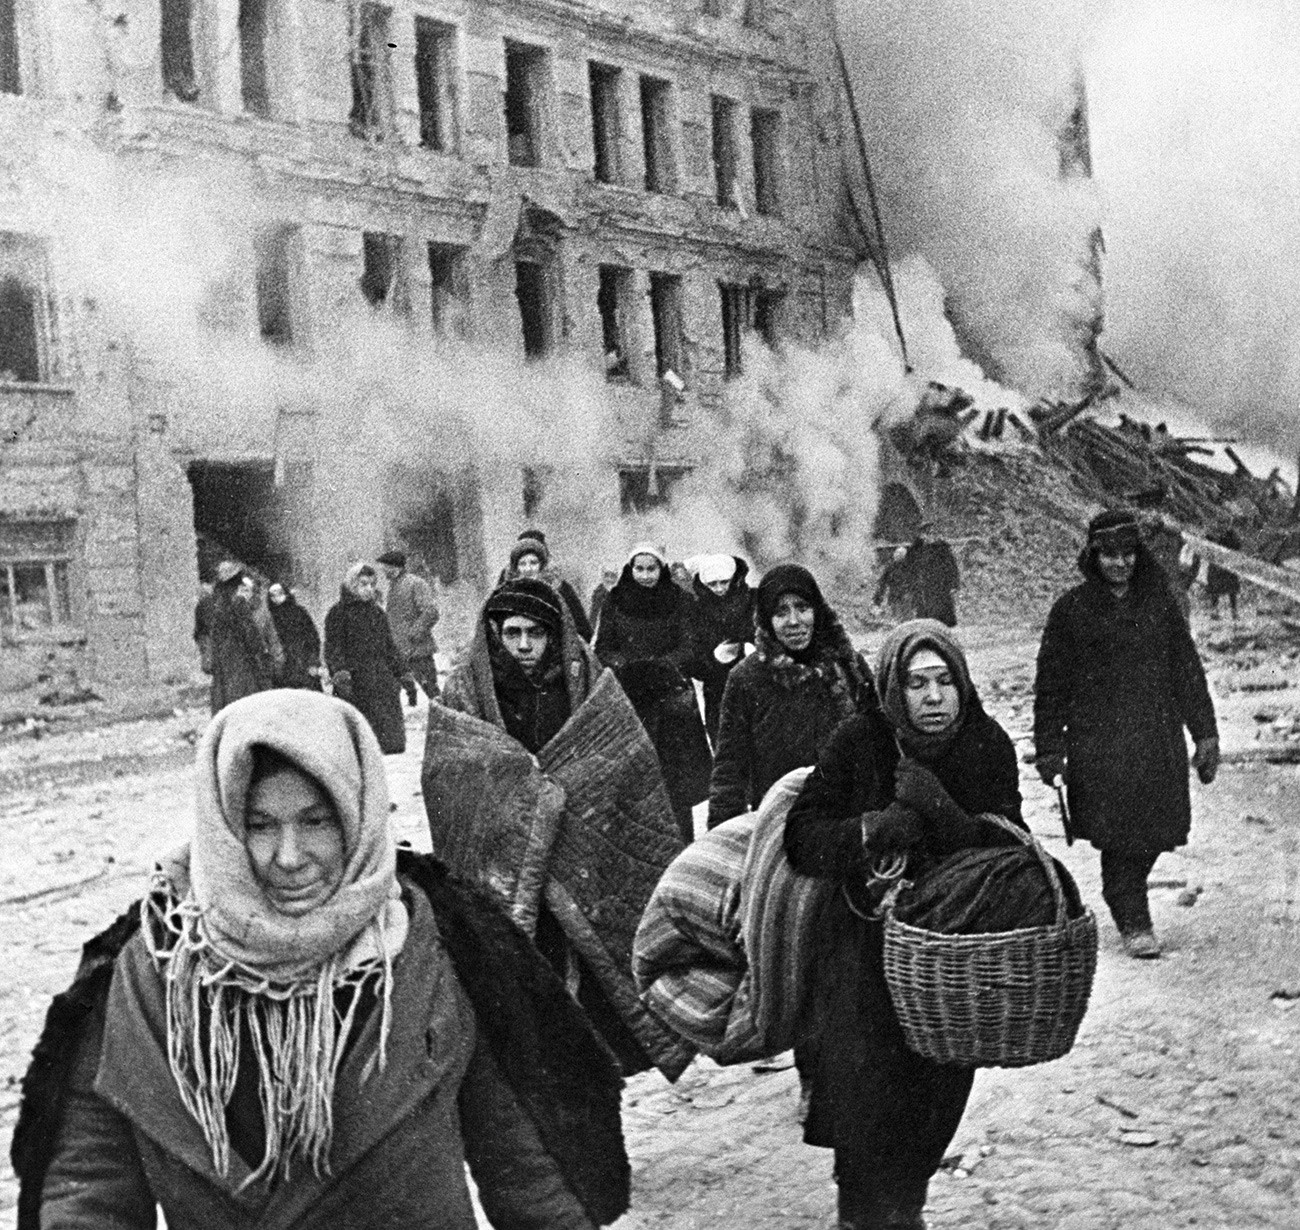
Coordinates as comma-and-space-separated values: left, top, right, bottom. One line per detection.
424, 669, 693, 1079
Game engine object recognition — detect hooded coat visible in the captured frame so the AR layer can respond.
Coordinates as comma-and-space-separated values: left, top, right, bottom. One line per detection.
782, 623, 1023, 1206
268, 594, 322, 691
324, 578, 406, 754
685, 558, 755, 744
707, 566, 876, 828
594, 555, 712, 832
1034, 539, 1217, 852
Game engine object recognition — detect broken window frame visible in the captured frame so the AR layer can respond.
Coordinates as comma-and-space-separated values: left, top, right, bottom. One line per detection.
711, 94, 739, 208
751, 106, 783, 216
0, 521, 76, 639
360, 231, 409, 314
504, 40, 548, 168
427, 241, 470, 336
753, 286, 784, 349
589, 61, 622, 185
649, 271, 686, 416
255, 225, 296, 346
161, 0, 201, 103
0, 232, 52, 386
640, 75, 677, 194
1, 0, 21, 95
597, 264, 632, 382
415, 16, 459, 153
719, 282, 748, 379
238, 0, 271, 118
349, 3, 393, 142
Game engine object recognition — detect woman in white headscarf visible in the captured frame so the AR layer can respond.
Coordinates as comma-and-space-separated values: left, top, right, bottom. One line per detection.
23, 690, 628, 1230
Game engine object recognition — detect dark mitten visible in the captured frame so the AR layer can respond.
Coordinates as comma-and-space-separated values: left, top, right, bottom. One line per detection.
894, 759, 965, 826
859, 802, 925, 855
1192, 736, 1219, 785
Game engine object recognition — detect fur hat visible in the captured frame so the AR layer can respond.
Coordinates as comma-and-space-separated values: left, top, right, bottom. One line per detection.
510, 536, 550, 569
484, 577, 564, 634
376, 549, 406, 568
1087, 509, 1140, 552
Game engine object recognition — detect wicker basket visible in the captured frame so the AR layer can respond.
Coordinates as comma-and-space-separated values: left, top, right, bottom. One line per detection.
882, 815, 1098, 1068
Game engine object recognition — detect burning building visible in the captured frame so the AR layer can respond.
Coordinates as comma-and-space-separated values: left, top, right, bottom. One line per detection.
0, 0, 859, 690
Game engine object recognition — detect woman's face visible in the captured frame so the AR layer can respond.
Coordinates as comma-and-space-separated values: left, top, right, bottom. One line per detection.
632, 554, 662, 588
903, 647, 961, 734
771, 592, 815, 652
353, 572, 378, 602
244, 766, 346, 917
705, 578, 731, 597
515, 552, 544, 579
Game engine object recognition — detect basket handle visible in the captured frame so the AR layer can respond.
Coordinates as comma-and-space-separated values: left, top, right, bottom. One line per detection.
974, 812, 1069, 928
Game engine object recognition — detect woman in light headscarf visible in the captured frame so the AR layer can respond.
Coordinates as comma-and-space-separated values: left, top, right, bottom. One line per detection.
684, 554, 754, 745
23, 690, 629, 1229
783, 621, 1024, 1230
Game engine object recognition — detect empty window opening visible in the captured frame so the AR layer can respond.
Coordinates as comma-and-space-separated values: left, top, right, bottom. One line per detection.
416, 18, 457, 152
514, 259, 553, 359
0, 521, 74, 636
427, 242, 469, 335
619, 466, 686, 515
349, 4, 392, 140
1, 0, 21, 95
589, 62, 622, 184
188, 461, 304, 584
238, 0, 270, 117
649, 272, 685, 382
0, 234, 49, 384
754, 288, 784, 348
719, 283, 747, 379
752, 107, 782, 216
640, 76, 675, 193
255, 226, 295, 345
393, 473, 461, 585
743, 0, 767, 28
711, 96, 738, 208
597, 265, 631, 381
161, 0, 200, 102
505, 42, 546, 168
360, 232, 407, 311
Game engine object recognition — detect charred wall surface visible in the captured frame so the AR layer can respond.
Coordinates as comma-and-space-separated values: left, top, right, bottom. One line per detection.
0, 0, 857, 690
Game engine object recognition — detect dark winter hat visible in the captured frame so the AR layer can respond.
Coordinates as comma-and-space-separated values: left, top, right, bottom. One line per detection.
510, 536, 550, 570
376, 549, 407, 568
755, 563, 827, 630
484, 577, 564, 635
518, 529, 548, 545
1086, 509, 1140, 553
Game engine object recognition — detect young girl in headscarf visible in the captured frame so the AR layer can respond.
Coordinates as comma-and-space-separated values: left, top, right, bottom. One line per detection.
708, 563, 876, 829
783, 620, 1023, 1230
27, 690, 628, 1229
595, 542, 712, 842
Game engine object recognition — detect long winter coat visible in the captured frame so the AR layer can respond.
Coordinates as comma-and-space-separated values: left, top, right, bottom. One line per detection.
595, 571, 712, 827
707, 627, 876, 828
383, 570, 439, 662
783, 705, 1023, 1174
685, 561, 755, 744
1034, 543, 1217, 853
268, 596, 322, 691
208, 592, 275, 715
27, 857, 627, 1230
324, 590, 406, 754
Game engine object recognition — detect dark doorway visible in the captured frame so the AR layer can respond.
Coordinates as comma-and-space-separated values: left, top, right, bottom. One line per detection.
188, 460, 307, 583
394, 484, 461, 585
515, 259, 552, 359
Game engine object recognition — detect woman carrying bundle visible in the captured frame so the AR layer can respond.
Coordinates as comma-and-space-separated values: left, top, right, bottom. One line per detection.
783, 620, 1023, 1230
21, 689, 628, 1230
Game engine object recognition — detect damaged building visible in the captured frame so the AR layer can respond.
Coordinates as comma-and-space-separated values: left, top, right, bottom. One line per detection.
0, 0, 858, 691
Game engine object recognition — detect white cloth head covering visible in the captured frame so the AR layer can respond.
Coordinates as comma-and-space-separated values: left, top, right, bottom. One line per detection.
626, 541, 668, 567
696, 554, 738, 586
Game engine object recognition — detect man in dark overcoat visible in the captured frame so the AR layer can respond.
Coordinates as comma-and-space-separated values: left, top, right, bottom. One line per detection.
1034, 509, 1219, 958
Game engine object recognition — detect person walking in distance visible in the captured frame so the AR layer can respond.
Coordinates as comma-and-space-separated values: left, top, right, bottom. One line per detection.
378, 550, 440, 702
1034, 509, 1219, 958
685, 554, 754, 746
266, 581, 323, 690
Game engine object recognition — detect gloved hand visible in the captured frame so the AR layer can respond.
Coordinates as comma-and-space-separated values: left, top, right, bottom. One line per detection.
894, 759, 965, 826
1192, 735, 1220, 784
331, 670, 354, 702
859, 802, 925, 855
1035, 753, 1067, 787
402, 674, 418, 707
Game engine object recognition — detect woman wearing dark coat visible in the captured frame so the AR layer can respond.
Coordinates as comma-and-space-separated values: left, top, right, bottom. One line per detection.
594, 542, 712, 843
324, 563, 407, 754
208, 568, 276, 715
267, 582, 322, 691
685, 554, 755, 745
784, 621, 1024, 1230
708, 563, 876, 829
1034, 509, 1218, 957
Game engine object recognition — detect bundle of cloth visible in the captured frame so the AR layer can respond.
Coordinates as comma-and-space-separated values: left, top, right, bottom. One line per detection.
632, 768, 830, 1064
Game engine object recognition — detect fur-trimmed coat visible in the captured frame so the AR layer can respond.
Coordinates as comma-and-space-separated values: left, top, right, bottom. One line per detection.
16, 853, 629, 1230
707, 625, 876, 828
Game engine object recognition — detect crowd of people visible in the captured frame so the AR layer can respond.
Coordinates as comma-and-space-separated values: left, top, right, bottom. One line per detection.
21, 509, 1222, 1230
